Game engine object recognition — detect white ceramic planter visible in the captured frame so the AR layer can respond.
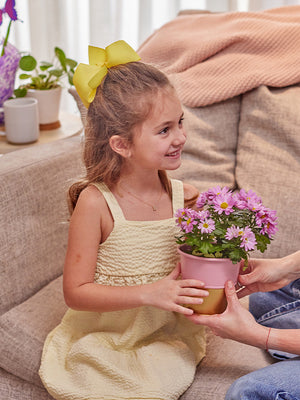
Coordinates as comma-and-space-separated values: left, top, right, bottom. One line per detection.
26, 87, 62, 127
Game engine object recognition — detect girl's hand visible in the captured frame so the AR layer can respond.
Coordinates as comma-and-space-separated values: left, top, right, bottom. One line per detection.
141, 263, 209, 315
186, 280, 267, 347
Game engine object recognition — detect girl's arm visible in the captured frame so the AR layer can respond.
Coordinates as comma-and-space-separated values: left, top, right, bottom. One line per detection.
63, 185, 209, 315
187, 280, 300, 355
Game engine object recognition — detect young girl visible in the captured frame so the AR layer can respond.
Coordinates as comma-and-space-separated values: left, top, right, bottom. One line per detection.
39, 40, 208, 400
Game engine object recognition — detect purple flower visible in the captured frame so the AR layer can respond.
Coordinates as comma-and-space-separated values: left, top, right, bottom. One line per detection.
198, 209, 210, 220
196, 192, 208, 208
235, 189, 262, 211
225, 226, 241, 240
213, 192, 236, 215
0, 0, 19, 57
0, 0, 18, 24
240, 227, 257, 251
175, 208, 198, 233
207, 186, 230, 201
256, 208, 278, 237
260, 220, 278, 237
238, 188, 261, 203
198, 218, 215, 234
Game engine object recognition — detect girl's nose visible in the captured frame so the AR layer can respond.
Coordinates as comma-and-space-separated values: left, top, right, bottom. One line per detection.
173, 128, 187, 146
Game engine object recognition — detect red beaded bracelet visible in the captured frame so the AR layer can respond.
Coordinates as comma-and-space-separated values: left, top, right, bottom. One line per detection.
266, 327, 272, 351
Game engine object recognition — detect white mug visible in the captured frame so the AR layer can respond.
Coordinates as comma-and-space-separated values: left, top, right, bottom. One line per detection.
3, 98, 39, 144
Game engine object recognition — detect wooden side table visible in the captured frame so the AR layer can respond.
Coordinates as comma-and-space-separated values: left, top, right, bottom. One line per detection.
0, 112, 83, 154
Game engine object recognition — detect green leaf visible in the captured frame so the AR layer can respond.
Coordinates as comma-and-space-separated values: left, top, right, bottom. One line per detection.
198, 241, 214, 255
66, 58, 78, 69
214, 227, 226, 236
214, 251, 224, 258
49, 69, 63, 78
40, 62, 53, 71
228, 248, 244, 264
13, 87, 27, 97
19, 73, 31, 80
255, 233, 271, 253
55, 47, 67, 71
68, 71, 74, 86
19, 55, 37, 71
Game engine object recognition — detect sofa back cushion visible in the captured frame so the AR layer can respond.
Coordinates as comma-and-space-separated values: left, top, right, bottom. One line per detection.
0, 136, 84, 314
169, 96, 241, 192
236, 85, 300, 258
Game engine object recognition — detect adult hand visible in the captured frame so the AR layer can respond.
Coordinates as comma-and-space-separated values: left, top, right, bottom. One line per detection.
187, 280, 267, 347
237, 256, 297, 298
142, 263, 209, 316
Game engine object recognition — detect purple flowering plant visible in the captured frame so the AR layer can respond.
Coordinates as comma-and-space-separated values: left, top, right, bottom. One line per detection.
175, 186, 278, 265
0, 0, 18, 57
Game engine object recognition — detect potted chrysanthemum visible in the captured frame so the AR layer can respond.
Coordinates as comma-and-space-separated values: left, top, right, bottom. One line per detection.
175, 186, 277, 314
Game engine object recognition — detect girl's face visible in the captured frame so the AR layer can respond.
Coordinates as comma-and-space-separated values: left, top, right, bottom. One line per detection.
129, 88, 187, 172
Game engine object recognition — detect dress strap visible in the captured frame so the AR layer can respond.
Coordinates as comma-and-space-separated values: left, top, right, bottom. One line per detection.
91, 182, 125, 221
170, 179, 184, 214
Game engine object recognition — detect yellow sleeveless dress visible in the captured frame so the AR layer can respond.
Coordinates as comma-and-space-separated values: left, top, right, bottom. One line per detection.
39, 179, 206, 400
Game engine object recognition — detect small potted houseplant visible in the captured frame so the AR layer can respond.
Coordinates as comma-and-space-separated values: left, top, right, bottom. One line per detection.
175, 186, 277, 314
14, 47, 77, 128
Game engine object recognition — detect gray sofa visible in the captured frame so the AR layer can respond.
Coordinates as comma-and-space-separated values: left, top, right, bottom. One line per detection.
1, 77, 300, 400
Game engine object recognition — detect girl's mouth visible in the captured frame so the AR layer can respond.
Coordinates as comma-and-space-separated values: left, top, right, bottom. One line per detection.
166, 149, 181, 158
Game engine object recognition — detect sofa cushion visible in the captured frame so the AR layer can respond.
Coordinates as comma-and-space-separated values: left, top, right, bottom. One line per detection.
180, 330, 273, 400
0, 275, 67, 387
0, 136, 84, 314
236, 84, 300, 258
170, 96, 241, 192
68, 88, 87, 126
0, 368, 54, 400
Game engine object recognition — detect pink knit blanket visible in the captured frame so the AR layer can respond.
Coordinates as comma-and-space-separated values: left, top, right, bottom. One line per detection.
138, 6, 300, 107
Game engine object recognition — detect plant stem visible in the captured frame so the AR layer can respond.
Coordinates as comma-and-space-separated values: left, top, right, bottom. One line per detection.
1, 20, 12, 57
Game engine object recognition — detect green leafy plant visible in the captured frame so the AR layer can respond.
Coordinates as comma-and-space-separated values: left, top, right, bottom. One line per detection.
14, 47, 77, 97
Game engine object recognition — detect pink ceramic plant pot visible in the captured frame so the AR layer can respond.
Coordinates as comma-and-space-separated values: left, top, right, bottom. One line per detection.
178, 245, 241, 314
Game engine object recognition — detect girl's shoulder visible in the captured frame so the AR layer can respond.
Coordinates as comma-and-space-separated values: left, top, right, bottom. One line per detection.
72, 185, 113, 242
79, 184, 106, 204
74, 185, 109, 217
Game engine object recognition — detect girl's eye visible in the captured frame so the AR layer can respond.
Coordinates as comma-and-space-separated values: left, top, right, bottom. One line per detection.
179, 117, 184, 127
159, 127, 169, 135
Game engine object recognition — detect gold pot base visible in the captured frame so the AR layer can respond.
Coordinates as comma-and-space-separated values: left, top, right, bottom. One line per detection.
185, 288, 227, 315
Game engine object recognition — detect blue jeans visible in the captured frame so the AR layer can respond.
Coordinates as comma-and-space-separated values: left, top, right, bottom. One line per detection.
225, 279, 300, 400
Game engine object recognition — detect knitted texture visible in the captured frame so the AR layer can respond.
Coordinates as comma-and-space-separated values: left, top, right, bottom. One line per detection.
39, 179, 206, 400
138, 6, 300, 107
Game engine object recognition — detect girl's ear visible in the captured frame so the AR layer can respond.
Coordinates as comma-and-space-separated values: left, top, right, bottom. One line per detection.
109, 135, 132, 158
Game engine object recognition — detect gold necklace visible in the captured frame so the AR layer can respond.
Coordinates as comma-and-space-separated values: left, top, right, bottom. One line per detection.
121, 184, 163, 212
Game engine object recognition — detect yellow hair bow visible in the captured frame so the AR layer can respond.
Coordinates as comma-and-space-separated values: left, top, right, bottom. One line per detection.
73, 40, 141, 108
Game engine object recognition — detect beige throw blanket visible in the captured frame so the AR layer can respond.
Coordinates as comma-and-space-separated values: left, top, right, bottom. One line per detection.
138, 6, 300, 107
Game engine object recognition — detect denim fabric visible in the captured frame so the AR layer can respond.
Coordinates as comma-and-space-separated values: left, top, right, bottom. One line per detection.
249, 279, 300, 328
225, 279, 300, 400
249, 279, 300, 359
225, 359, 300, 400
